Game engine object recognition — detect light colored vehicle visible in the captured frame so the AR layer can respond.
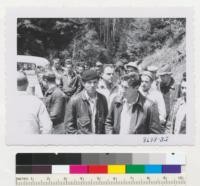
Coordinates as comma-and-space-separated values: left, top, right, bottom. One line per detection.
17, 55, 50, 99
17, 55, 50, 68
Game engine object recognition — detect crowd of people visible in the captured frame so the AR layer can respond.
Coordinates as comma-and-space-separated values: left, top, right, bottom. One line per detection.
16, 58, 186, 135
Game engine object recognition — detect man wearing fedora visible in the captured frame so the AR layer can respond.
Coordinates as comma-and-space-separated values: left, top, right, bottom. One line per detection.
157, 65, 179, 126
65, 69, 108, 134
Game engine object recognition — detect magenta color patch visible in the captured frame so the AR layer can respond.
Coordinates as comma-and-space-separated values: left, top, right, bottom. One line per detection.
70, 165, 88, 174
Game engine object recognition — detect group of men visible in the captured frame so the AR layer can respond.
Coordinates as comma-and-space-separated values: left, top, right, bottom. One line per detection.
15, 58, 186, 135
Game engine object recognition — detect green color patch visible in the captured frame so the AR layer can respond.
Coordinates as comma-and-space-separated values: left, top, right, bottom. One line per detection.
126, 165, 145, 173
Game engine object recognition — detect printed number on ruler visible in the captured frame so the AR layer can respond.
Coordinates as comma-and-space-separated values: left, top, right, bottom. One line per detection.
16, 174, 186, 186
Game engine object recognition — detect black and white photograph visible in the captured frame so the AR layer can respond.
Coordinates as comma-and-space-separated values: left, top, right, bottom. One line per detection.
6, 8, 194, 145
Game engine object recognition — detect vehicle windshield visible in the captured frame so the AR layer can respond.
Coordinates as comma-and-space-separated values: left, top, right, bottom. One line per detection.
17, 62, 36, 71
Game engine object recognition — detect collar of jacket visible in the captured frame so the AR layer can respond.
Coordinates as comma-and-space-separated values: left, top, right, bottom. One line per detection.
45, 85, 57, 95
80, 90, 100, 102
99, 78, 118, 93
114, 91, 145, 109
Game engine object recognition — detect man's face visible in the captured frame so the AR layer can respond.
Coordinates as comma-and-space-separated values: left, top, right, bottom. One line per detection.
141, 75, 152, 92
120, 80, 138, 100
181, 80, 186, 100
66, 64, 72, 71
85, 64, 89, 70
95, 66, 102, 73
83, 79, 98, 95
76, 66, 84, 75
126, 66, 138, 74
102, 67, 114, 84
160, 74, 171, 84
54, 62, 60, 69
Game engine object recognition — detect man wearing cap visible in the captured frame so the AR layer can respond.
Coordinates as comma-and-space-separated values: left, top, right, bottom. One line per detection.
125, 61, 139, 74
105, 72, 161, 134
43, 71, 66, 134
65, 70, 108, 134
97, 64, 119, 109
140, 71, 166, 130
147, 65, 159, 90
157, 65, 179, 123
14, 72, 52, 134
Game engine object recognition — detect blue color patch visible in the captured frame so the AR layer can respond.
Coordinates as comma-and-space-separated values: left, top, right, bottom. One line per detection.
145, 165, 162, 173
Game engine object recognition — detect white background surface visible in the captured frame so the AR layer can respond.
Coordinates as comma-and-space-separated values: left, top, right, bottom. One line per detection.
0, 0, 199, 185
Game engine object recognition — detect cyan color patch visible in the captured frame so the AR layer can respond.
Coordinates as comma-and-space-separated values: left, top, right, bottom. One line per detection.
144, 165, 162, 173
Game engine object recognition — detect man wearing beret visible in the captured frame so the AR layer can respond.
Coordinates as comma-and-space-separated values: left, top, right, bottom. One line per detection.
64, 70, 108, 134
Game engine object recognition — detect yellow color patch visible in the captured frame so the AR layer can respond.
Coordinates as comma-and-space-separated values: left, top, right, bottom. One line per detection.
108, 165, 126, 174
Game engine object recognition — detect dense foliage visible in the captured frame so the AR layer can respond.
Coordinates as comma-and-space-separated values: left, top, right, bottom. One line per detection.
17, 18, 186, 66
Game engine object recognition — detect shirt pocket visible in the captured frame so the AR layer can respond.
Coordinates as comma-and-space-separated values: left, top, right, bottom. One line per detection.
77, 116, 91, 127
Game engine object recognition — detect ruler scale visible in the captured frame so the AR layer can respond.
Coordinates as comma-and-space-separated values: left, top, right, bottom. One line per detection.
16, 174, 186, 186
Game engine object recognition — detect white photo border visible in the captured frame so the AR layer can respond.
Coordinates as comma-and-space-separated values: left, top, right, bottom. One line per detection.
6, 7, 194, 145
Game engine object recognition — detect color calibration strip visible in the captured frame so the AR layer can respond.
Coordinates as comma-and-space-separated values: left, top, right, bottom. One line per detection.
16, 165, 182, 174
16, 153, 184, 174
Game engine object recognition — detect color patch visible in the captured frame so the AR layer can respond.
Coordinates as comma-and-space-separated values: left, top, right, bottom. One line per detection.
149, 154, 166, 164
162, 165, 181, 173
126, 165, 145, 173
32, 166, 52, 174
52, 165, 70, 174
88, 165, 107, 174
82, 154, 100, 164
145, 165, 162, 173
166, 154, 186, 165
16, 166, 32, 174
132, 154, 149, 164
108, 165, 126, 174
70, 165, 88, 174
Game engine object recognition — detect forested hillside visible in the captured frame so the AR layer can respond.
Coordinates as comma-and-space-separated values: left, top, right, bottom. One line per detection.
17, 18, 186, 79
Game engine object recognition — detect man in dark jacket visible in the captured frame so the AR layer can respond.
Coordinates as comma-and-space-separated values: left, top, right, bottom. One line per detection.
61, 62, 83, 102
157, 65, 179, 121
43, 71, 66, 134
105, 72, 162, 134
64, 70, 108, 134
